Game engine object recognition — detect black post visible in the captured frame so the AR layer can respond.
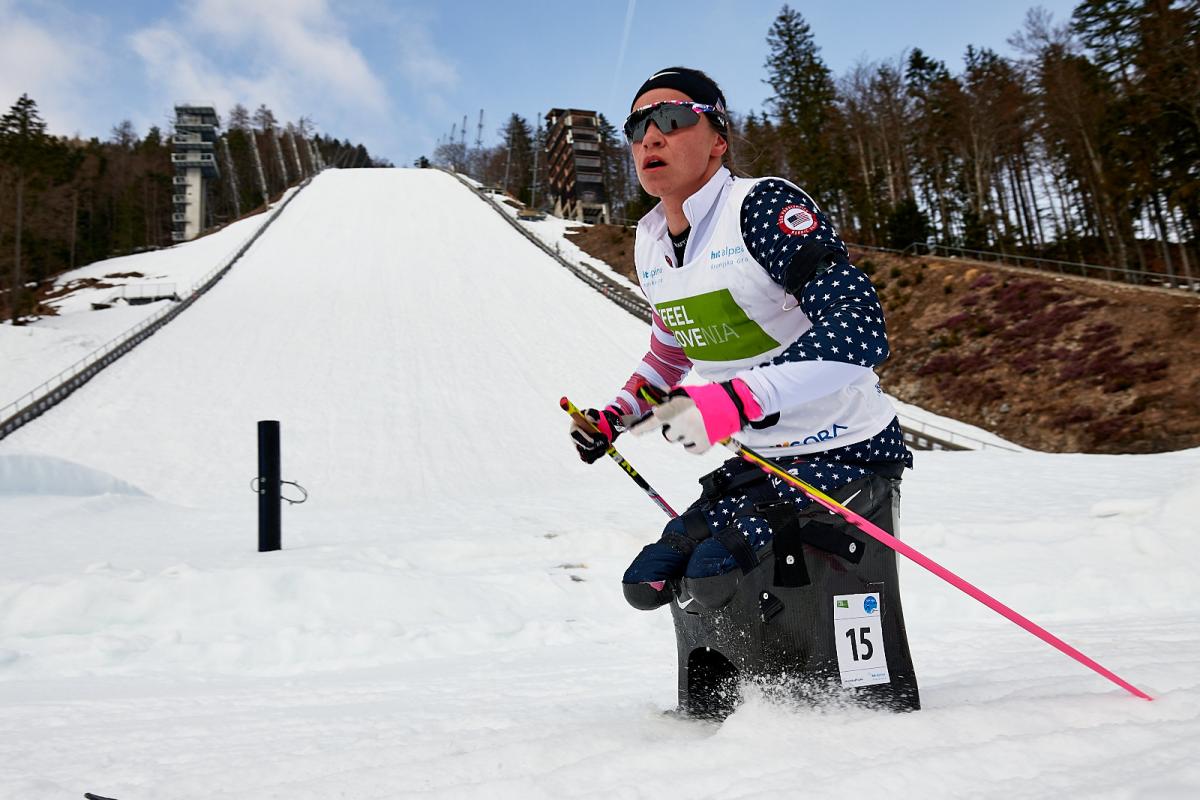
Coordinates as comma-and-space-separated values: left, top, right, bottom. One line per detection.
258, 420, 281, 552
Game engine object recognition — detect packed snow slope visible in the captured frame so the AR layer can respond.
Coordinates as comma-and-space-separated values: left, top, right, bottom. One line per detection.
1, 168, 1199, 799
0, 190, 294, 408
3, 169, 680, 509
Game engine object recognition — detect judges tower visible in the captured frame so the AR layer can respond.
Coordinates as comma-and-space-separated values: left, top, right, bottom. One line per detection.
545, 108, 610, 224
171, 106, 221, 242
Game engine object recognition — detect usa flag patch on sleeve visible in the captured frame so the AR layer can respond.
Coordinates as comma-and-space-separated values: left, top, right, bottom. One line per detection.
778, 204, 818, 236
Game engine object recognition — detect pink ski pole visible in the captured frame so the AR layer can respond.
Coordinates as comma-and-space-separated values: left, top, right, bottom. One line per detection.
733, 442, 1153, 701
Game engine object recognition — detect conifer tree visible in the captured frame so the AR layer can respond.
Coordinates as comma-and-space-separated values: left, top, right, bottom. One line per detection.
1071, 0, 1141, 90
0, 94, 50, 321
906, 48, 956, 243
597, 113, 632, 220
227, 104, 251, 131
252, 104, 278, 133
763, 6, 838, 202
499, 114, 534, 204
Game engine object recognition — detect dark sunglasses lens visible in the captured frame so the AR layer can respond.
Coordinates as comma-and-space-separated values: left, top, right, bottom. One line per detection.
625, 104, 704, 142
623, 107, 652, 140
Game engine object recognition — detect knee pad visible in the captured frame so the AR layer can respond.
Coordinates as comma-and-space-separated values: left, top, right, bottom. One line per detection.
622, 580, 674, 610
683, 522, 768, 609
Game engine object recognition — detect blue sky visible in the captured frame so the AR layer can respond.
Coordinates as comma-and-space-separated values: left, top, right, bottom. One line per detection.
1, 0, 1083, 165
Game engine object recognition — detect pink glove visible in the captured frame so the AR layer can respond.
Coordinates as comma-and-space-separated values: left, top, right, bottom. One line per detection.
629, 379, 763, 454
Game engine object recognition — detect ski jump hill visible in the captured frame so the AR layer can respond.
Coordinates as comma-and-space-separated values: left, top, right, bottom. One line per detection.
1, 168, 1198, 798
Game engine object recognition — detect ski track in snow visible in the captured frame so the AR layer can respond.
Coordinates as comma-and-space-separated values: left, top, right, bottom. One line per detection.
1, 169, 1198, 799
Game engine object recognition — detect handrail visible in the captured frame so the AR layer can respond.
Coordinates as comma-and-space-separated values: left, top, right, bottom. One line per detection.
439, 168, 1015, 453
897, 415, 1020, 453
115, 283, 178, 301
439, 169, 652, 322
845, 240, 1197, 294
555, 215, 1196, 294
0, 177, 315, 441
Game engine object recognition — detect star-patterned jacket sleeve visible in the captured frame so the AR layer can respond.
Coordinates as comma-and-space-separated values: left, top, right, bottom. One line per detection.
608, 310, 693, 418
735, 179, 890, 417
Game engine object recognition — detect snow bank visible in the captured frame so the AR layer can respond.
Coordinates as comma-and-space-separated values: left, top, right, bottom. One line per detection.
0, 453, 147, 496
0, 560, 571, 678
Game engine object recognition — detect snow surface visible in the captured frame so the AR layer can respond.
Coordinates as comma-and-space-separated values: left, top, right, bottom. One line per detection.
1, 168, 1198, 799
0, 190, 295, 410
483, 190, 643, 295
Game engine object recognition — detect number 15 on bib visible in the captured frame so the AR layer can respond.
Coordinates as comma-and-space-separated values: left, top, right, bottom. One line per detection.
833, 593, 891, 688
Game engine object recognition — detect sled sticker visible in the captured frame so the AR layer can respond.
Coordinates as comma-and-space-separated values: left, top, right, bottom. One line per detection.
833, 592, 890, 688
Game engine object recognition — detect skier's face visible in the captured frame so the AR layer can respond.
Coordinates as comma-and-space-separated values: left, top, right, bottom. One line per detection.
630, 88, 728, 205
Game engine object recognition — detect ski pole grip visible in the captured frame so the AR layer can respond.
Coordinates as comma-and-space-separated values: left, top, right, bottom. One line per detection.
560, 396, 601, 435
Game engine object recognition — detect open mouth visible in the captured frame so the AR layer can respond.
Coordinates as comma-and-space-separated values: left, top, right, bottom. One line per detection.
643, 156, 667, 171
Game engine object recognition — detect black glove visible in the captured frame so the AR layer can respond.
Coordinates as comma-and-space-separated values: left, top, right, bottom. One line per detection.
569, 407, 624, 464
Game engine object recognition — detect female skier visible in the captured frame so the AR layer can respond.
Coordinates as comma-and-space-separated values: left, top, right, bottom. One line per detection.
569, 67, 913, 613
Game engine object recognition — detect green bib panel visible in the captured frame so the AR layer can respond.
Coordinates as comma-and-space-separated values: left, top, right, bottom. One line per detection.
654, 289, 781, 362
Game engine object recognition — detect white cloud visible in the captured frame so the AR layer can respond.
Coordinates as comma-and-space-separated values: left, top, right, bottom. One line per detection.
129, 0, 391, 132
129, 26, 239, 113
187, 0, 388, 113
1, 0, 463, 163
0, 2, 109, 135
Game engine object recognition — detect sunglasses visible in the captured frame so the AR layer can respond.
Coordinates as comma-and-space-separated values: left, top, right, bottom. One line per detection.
623, 100, 727, 143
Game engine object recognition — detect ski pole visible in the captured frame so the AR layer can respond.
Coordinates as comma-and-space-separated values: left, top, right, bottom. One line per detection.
560, 396, 679, 519
727, 439, 1153, 701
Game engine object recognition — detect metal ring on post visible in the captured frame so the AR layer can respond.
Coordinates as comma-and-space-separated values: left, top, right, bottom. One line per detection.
251, 477, 307, 505
280, 480, 308, 505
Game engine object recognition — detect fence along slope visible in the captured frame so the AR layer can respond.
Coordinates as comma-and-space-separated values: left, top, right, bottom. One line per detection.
0, 178, 313, 442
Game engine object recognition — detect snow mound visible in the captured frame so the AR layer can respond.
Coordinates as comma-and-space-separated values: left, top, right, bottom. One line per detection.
0, 453, 147, 497
0, 561, 552, 678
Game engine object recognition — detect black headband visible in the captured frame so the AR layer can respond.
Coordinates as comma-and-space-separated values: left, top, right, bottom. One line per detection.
631, 67, 727, 114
